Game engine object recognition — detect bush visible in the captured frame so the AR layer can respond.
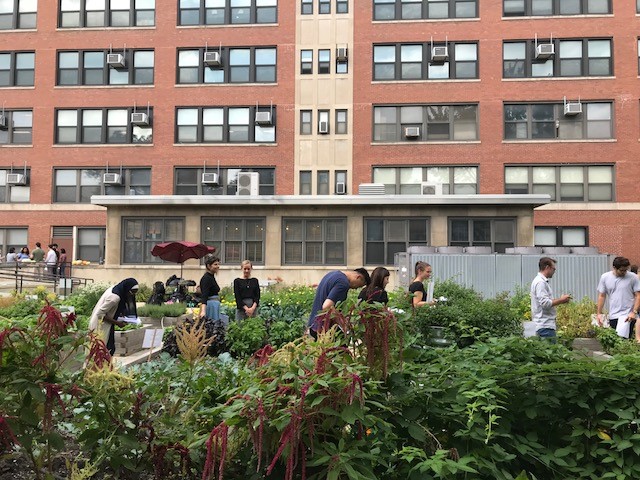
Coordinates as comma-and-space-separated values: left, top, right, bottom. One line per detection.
226, 316, 267, 357
64, 282, 110, 316
556, 297, 596, 345
137, 302, 187, 319
267, 318, 306, 347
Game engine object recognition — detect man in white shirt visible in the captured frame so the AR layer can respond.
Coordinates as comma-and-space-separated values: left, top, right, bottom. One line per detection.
596, 256, 640, 340
45, 244, 57, 276
530, 257, 572, 342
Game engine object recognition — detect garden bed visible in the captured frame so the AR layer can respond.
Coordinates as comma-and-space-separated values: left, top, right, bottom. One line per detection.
113, 324, 152, 356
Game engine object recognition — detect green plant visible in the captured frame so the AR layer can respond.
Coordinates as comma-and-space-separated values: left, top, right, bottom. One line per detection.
137, 302, 187, 319
64, 283, 110, 317
266, 318, 305, 347
226, 316, 267, 357
556, 297, 596, 346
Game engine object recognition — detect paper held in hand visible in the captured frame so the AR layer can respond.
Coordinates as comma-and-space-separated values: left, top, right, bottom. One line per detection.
118, 316, 142, 325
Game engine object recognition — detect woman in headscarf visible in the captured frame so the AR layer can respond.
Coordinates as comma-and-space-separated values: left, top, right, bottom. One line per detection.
88, 278, 139, 355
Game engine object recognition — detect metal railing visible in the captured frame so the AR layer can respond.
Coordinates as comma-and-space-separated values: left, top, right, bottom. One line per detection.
0, 262, 93, 295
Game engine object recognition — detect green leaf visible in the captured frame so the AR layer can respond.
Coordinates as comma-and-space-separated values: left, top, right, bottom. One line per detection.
407, 423, 426, 442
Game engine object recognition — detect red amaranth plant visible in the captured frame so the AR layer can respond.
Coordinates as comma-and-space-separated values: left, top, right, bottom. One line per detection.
249, 344, 275, 367
36, 303, 75, 344
0, 414, 19, 451
86, 333, 112, 370
0, 327, 25, 367
202, 422, 229, 480
357, 305, 401, 378
152, 442, 192, 479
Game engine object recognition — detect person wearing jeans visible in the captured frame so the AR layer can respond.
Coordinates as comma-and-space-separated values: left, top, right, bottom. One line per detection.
530, 257, 572, 343
199, 255, 222, 323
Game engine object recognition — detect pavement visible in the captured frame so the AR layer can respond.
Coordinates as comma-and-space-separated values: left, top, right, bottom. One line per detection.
114, 345, 165, 368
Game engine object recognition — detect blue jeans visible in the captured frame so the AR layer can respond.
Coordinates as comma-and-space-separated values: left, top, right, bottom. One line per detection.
536, 327, 557, 343
206, 298, 220, 321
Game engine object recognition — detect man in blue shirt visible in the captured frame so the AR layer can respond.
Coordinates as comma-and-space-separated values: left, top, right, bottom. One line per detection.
308, 268, 370, 338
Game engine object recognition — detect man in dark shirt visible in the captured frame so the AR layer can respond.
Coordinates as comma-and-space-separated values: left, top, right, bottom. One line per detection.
308, 268, 370, 338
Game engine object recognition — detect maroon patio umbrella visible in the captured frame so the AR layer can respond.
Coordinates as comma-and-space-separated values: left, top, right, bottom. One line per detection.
151, 241, 216, 278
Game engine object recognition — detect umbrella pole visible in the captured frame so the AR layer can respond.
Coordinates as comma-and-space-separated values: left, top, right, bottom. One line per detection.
180, 262, 184, 280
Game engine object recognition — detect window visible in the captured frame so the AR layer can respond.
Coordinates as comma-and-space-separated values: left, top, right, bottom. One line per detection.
77, 227, 106, 262
373, 104, 478, 142
300, 171, 312, 194
0, 228, 28, 256
57, 49, 154, 86
504, 165, 613, 202
503, 39, 612, 78
174, 167, 275, 195
0, 0, 37, 30
318, 110, 329, 134
59, 0, 155, 27
373, 42, 478, 81
336, 53, 348, 74
336, 0, 347, 12
373, 0, 477, 20
364, 218, 429, 265
177, 47, 276, 84
178, 0, 276, 25
202, 217, 265, 264
504, 102, 613, 140
175, 106, 275, 143
300, 110, 312, 134
317, 170, 329, 195
300, 50, 313, 74
122, 217, 184, 264
0, 110, 33, 145
535, 226, 587, 247
0, 51, 34, 86
301, 0, 312, 13
449, 218, 515, 253
0, 169, 30, 203
503, 0, 610, 16
318, 49, 330, 74
53, 168, 151, 203
283, 218, 346, 265
319, 0, 329, 13
335, 109, 347, 134
373, 166, 477, 194
55, 107, 153, 144
335, 170, 346, 194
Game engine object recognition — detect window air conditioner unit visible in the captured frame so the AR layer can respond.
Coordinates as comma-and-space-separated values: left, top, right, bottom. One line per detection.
564, 101, 582, 116
336, 181, 346, 195
106, 53, 126, 68
203, 51, 222, 67
421, 182, 443, 195
6, 173, 26, 185
201, 172, 219, 185
336, 46, 348, 61
255, 111, 272, 125
535, 43, 555, 59
130, 112, 149, 125
430, 46, 449, 63
0, 114, 7, 130
236, 171, 260, 196
103, 173, 122, 185
404, 126, 421, 138
318, 121, 329, 134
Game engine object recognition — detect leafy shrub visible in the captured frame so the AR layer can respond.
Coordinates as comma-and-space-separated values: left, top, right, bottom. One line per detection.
0, 297, 43, 321
266, 318, 305, 347
595, 327, 640, 355
64, 282, 110, 316
137, 302, 187, 319
162, 317, 227, 358
226, 316, 267, 357
556, 297, 596, 345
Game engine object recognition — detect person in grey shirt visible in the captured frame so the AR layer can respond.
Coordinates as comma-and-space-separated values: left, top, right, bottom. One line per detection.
530, 257, 572, 342
596, 256, 640, 339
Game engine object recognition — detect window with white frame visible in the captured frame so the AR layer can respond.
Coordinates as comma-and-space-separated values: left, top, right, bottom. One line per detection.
174, 167, 275, 195
373, 0, 477, 20
122, 217, 184, 264
0, 169, 30, 203
77, 227, 106, 262
373, 166, 477, 194
283, 218, 346, 265
504, 102, 613, 140
364, 218, 429, 265
53, 168, 151, 203
178, 0, 276, 25
0, 51, 34, 86
57, 49, 154, 86
504, 165, 613, 202
59, 0, 155, 27
535, 226, 587, 247
373, 104, 478, 142
0, 110, 32, 145
0, 0, 37, 30
202, 217, 265, 264
449, 218, 515, 253
55, 107, 153, 144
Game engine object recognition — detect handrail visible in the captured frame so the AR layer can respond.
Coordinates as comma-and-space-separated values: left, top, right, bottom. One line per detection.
0, 262, 93, 295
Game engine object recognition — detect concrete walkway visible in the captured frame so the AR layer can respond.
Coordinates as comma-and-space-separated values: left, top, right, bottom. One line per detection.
114, 345, 165, 368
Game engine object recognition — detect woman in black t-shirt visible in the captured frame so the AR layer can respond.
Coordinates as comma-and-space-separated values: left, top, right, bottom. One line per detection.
199, 255, 221, 321
358, 267, 390, 305
233, 260, 260, 321
408, 261, 435, 309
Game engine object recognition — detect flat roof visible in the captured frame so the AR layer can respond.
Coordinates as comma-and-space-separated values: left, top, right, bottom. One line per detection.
92, 194, 550, 207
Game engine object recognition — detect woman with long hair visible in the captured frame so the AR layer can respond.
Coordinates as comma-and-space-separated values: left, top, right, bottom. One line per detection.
358, 266, 390, 304
199, 254, 221, 322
